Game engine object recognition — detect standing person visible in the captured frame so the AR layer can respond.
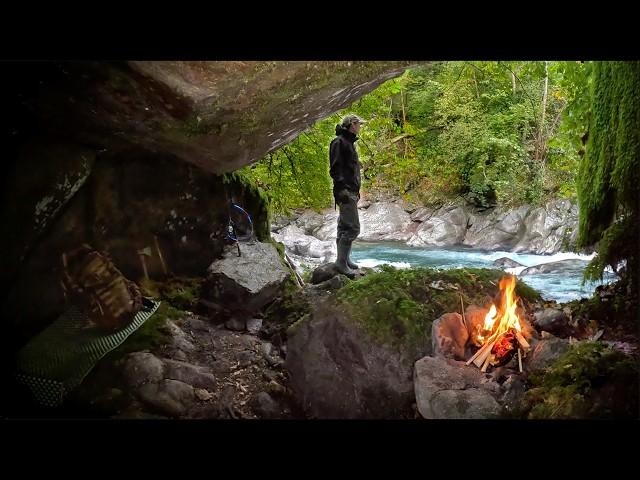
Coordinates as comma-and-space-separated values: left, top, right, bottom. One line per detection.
329, 113, 366, 276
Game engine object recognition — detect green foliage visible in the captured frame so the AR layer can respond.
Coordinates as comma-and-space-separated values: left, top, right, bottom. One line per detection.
239, 118, 336, 215
545, 62, 591, 199
335, 266, 540, 355
245, 61, 588, 216
576, 61, 640, 288
406, 61, 574, 208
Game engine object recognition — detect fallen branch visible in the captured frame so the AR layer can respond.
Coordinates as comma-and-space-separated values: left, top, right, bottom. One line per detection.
385, 133, 414, 147
283, 252, 304, 288
459, 294, 467, 331
518, 348, 523, 372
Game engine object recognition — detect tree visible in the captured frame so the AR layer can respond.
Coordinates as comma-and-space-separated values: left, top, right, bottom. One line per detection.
245, 62, 587, 215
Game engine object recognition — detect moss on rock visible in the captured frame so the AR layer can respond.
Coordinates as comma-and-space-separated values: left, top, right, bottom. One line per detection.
335, 266, 540, 354
157, 276, 203, 311
222, 171, 271, 241
520, 341, 638, 419
108, 302, 185, 358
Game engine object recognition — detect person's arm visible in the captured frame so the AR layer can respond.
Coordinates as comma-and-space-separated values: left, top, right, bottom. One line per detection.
329, 139, 344, 186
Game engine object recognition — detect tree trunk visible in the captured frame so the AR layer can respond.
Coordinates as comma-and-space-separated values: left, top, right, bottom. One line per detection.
400, 87, 406, 127
511, 71, 516, 97
540, 61, 549, 134
473, 71, 480, 99
535, 61, 549, 165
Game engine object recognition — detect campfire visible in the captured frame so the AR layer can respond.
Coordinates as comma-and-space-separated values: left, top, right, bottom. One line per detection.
466, 275, 531, 373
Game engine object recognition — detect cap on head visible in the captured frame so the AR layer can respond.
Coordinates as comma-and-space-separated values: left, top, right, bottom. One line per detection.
341, 114, 367, 128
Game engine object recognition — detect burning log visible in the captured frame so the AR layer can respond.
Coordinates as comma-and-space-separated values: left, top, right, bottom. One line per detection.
490, 332, 518, 367
466, 332, 491, 365
467, 331, 499, 367
515, 331, 530, 350
481, 353, 494, 372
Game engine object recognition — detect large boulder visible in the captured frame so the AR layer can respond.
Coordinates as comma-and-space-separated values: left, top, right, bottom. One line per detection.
5, 62, 413, 177
271, 225, 334, 261
492, 257, 525, 269
203, 241, 291, 316
407, 205, 469, 247
285, 299, 420, 418
136, 379, 195, 418
533, 308, 573, 337
293, 210, 328, 236
410, 207, 436, 223
525, 335, 571, 372
312, 212, 339, 241
1, 143, 95, 294
310, 263, 345, 284
162, 358, 217, 390
520, 259, 588, 276
462, 199, 579, 254
122, 352, 165, 388
282, 197, 582, 268
464, 206, 530, 250
512, 201, 579, 254
3, 60, 415, 339
413, 356, 502, 419
359, 202, 413, 241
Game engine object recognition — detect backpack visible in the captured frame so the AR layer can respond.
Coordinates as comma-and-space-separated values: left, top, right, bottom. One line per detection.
61, 244, 143, 331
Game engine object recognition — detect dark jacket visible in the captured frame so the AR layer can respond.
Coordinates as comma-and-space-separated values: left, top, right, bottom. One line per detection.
329, 124, 361, 195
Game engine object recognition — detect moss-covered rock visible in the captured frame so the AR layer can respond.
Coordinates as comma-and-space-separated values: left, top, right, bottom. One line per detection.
519, 341, 638, 419
223, 170, 271, 241
285, 296, 417, 419
284, 266, 542, 419
157, 276, 203, 311
263, 276, 311, 335
109, 302, 185, 358
335, 266, 540, 356
577, 61, 640, 296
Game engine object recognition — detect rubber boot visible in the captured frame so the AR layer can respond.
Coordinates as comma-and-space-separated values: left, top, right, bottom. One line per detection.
335, 238, 355, 277
336, 238, 359, 270
346, 242, 359, 270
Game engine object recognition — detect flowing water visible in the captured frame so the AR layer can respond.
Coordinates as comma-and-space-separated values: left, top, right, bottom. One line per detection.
351, 242, 616, 303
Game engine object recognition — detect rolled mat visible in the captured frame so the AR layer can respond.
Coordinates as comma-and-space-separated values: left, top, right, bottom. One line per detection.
15, 298, 161, 407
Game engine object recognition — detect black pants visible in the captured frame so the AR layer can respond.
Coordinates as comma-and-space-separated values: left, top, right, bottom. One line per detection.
335, 188, 360, 242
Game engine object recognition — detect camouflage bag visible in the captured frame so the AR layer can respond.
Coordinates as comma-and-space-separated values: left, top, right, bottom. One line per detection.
61, 244, 143, 331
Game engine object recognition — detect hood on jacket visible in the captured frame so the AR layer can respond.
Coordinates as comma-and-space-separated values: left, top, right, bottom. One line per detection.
335, 124, 358, 142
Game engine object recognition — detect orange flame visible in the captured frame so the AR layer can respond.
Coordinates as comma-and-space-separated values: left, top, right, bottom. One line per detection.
476, 275, 522, 345
483, 304, 497, 331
